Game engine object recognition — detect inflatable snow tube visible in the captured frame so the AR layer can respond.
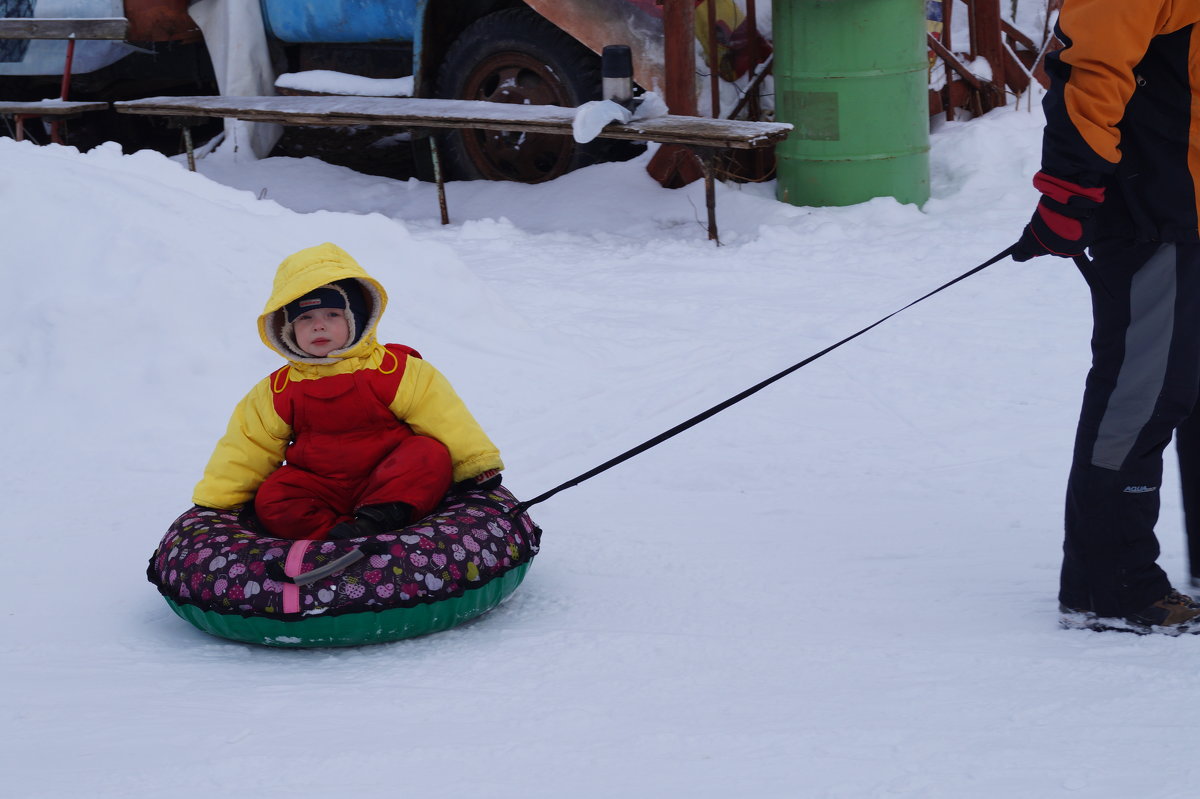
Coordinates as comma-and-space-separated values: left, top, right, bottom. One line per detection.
147, 486, 540, 648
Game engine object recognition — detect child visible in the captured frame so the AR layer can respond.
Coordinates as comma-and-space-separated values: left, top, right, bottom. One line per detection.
192, 242, 503, 541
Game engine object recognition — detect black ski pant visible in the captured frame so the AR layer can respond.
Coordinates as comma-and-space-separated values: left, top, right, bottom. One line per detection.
1177, 409, 1200, 583
1060, 240, 1200, 617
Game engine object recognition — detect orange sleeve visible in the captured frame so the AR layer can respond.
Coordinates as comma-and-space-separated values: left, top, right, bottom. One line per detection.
1055, 0, 1175, 164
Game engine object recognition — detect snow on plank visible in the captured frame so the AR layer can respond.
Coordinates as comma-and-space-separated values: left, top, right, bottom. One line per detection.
115, 95, 791, 149
0, 17, 129, 40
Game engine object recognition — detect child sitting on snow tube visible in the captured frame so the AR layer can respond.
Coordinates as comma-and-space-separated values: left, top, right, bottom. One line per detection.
192, 242, 503, 540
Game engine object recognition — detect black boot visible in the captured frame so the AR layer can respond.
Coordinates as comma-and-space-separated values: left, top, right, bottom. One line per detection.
355, 502, 413, 534
326, 502, 413, 540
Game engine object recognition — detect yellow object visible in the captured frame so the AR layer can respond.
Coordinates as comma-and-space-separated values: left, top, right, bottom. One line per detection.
695, 0, 743, 79
926, 0, 944, 72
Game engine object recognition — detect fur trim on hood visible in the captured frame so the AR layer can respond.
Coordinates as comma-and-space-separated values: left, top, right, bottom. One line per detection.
258, 243, 388, 365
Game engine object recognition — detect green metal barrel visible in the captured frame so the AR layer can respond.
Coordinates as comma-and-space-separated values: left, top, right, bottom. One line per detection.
773, 0, 930, 207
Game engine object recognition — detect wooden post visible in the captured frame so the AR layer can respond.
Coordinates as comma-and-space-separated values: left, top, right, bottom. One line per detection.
429, 136, 450, 226
182, 126, 196, 172
698, 148, 719, 245
705, 0, 720, 116
647, 0, 705, 190
662, 0, 697, 116
969, 0, 1006, 106
50, 37, 77, 144
744, 0, 762, 120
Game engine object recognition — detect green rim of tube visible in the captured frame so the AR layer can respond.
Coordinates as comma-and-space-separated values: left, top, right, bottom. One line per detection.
162, 563, 531, 648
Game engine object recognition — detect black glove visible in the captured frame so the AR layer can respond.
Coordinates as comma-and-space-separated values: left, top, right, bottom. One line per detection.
1011, 172, 1104, 262
237, 500, 266, 535
459, 469, 502, 491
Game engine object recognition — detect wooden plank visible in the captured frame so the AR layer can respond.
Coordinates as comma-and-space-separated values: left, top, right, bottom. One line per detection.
114, 95, 792, 149
0, 100, 108, 114
927, 33, 983, 89
0, 17, 129, 40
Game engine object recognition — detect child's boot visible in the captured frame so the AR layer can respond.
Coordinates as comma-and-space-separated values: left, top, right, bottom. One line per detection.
326, 502, 413, 540
356, 502, 413, 533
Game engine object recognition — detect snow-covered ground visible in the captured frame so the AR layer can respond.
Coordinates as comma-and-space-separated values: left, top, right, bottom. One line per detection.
4, 99, 1199, 798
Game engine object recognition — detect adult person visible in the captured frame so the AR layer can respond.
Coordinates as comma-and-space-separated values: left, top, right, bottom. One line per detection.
1012, 0, 1200, 633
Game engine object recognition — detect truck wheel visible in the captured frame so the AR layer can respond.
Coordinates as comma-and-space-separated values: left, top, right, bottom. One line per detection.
435, 6, 635, 182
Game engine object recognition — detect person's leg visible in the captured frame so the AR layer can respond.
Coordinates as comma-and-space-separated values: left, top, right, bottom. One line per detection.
355, 435, 453, 522
254, 464, 354, 540
1176, 409, 1200, 586
1061, 241, 1200, 618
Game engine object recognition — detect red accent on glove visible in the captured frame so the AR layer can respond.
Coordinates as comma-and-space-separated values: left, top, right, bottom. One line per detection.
1032, 172, 1106, 206
1036, 202, 1084, 241
1011, 171, 1105, 262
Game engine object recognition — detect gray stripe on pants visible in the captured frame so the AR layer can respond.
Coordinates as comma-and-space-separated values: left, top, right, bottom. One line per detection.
1092, 243, 1178, 469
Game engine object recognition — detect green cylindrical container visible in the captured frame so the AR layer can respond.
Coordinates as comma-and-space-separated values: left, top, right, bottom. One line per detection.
773, 0, 930, 207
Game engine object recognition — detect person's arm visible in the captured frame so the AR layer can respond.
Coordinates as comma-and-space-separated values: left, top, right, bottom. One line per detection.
389, 355, 504, 483
192, 378, 292, 509
1013, 0, 1166, 260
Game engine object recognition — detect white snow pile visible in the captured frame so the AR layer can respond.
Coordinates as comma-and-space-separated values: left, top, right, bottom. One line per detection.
4, 100, 1200, 799
276, 70, 416, 98
573, 91, 670, 143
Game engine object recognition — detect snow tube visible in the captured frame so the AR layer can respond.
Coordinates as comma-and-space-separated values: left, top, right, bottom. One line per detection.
147, 486, 540, 647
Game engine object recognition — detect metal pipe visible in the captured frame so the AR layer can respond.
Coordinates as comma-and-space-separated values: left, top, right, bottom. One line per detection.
727, 53, 772, 120
429, 136, 450, 225
662, 0, 697, 115
700, 149, 719, 244
706, 0, 720, 117
51, 37, 77, 144
59, 38, 75, 100
745, 0, 761, 120
183, 126, 196, 172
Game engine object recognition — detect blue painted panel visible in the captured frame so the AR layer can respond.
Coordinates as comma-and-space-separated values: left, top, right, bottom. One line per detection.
260, 0, 420, 44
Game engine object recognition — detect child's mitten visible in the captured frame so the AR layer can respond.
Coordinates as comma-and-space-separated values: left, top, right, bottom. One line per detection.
462, 469, 502, 491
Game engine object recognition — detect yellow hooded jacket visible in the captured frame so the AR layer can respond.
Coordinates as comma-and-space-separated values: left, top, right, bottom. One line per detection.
192, 243, 503, 510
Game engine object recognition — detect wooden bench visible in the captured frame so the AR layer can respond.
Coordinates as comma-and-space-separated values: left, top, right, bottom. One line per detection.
0, 17, 129, 144
114, 94, 792, 243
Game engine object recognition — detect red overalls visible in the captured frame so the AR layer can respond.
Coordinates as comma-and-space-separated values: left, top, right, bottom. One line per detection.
253, 345, 452, 539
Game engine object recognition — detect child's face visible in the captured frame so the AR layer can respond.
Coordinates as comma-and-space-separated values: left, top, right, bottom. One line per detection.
293, 308, 350, 357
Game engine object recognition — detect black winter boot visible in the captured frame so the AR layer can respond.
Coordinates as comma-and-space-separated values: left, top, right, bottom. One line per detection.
355, 502, 413, 534
1060, 590, 1200, 635
326, 502, 413, 540
326, 519, 371, 541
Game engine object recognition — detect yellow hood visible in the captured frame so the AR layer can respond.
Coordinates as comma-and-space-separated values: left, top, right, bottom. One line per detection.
258, 243, 389, 365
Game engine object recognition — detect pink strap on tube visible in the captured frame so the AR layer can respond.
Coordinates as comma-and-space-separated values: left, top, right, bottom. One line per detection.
282, 540, 312, 614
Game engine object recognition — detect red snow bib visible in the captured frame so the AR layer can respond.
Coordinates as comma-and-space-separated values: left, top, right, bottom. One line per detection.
269, 344, 419, 480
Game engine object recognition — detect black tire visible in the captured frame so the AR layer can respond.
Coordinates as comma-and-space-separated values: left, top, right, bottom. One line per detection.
434, 6, 641, 182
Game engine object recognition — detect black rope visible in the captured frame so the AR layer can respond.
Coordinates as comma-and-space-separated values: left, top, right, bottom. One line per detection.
510, 244, 1016, 518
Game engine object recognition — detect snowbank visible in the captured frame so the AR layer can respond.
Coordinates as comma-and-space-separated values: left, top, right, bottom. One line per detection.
4, 101, 1198, 798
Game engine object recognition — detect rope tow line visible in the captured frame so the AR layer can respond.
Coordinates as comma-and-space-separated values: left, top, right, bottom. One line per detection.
509, 244, 1016, 518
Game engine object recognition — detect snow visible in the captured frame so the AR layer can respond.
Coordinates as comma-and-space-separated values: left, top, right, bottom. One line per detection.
276, 70, 415, 98
4, 99, 1200, 798
572, 92, 668, 143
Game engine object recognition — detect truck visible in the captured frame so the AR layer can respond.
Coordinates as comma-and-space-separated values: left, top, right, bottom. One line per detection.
0, 0, 769, 182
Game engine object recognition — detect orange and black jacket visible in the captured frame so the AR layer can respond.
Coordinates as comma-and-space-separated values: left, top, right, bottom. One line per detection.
1038, 0, 1200, 242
